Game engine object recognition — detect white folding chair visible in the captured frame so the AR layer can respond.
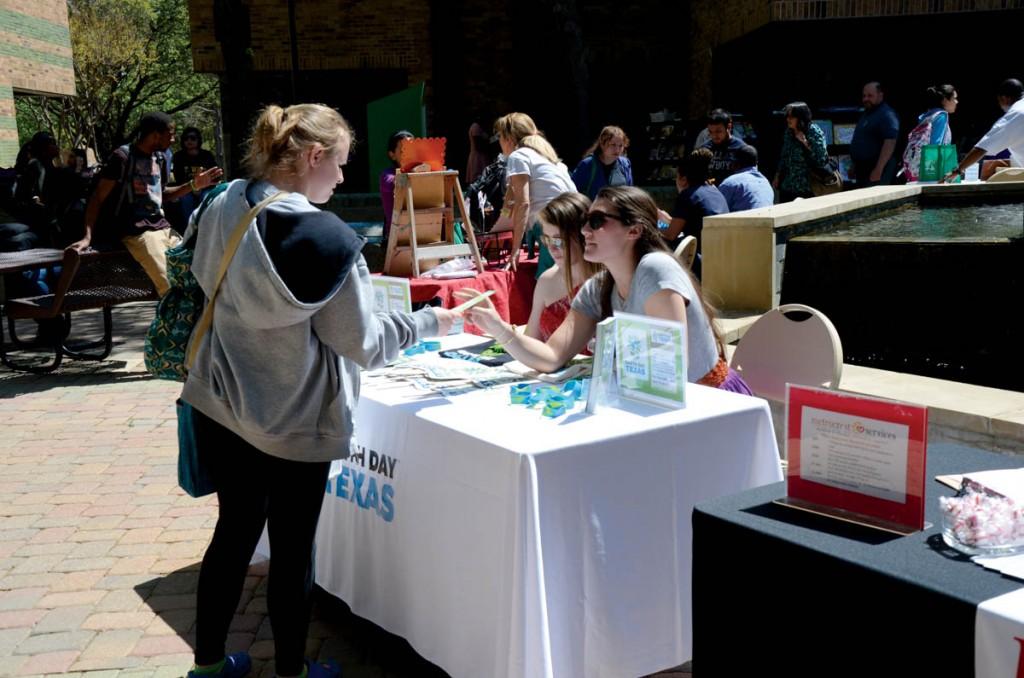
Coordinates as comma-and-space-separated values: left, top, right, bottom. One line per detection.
729, 303, 843, 402
674, 235, 698, 269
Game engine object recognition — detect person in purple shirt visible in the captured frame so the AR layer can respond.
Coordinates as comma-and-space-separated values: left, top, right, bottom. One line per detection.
718, 144, 774, 212
665, 148, 729, 279
379, 130, 413, 244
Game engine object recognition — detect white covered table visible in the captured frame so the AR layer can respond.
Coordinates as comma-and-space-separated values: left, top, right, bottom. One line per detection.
314, 362, 782, 678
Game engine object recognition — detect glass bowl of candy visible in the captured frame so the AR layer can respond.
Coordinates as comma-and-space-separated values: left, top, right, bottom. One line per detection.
940, 484, 1024, 557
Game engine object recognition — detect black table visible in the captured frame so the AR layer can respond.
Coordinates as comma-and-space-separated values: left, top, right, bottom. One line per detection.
0, 248, 64, 275
693, 442, 1023, 677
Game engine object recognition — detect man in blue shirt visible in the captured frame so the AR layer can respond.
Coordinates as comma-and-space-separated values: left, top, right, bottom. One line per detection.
701, 109, 747, 186
718, 144, 774, 212
850, 81, 900, 186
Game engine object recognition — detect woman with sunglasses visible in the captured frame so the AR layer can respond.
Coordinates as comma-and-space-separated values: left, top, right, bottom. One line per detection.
525, 192, 603, 341
171, 127, 221, 229
458, 185, 752, 393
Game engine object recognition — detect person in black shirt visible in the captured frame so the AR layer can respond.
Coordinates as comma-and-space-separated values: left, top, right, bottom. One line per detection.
666, 148, 730, 279
701, 109, 746, 186
170, 127, 219, 229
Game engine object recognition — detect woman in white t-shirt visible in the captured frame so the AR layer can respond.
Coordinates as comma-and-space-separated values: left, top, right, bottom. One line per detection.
493, 112, 575, 274
457, 186, 752, 393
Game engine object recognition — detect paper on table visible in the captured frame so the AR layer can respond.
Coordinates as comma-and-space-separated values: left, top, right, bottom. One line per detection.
935, 474, 964, 490
505, 360, 592, 384
431, 270, 478, 280
963, 468, 1024, 503
973, 552, 1024, 581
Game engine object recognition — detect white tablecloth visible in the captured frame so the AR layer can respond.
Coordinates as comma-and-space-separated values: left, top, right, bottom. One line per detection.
976, 586, 1024, 678
314, 371, 782, 678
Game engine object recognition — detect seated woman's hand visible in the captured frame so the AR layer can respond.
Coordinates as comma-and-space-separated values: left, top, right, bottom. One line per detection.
452, 289, 507, 339
429, 307, 461, 337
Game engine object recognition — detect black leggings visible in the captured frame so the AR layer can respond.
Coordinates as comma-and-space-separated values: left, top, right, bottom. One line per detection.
193, 408, 330, 675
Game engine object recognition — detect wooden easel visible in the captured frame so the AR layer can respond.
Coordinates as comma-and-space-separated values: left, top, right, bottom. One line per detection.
383, 170, 485, 277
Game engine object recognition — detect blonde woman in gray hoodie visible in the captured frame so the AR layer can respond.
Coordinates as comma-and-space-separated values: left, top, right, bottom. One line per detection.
182, 104, 458, 678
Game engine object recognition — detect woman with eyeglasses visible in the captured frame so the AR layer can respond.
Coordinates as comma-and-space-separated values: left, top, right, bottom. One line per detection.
524, 192, 603, 341
457, 185, 752, 393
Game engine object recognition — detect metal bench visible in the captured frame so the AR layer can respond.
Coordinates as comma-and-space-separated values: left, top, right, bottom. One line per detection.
0, 248, 158, 372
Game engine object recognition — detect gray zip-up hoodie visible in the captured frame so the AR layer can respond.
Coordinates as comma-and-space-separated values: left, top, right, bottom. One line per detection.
181, 179, 437, 462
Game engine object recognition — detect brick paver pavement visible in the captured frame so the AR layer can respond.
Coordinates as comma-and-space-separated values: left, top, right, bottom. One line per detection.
0, 302, 690, 678
0, 304, 452, 678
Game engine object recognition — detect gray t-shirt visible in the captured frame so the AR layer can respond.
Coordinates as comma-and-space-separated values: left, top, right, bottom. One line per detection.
505, 146, 575, 224
571, 251, 719, 381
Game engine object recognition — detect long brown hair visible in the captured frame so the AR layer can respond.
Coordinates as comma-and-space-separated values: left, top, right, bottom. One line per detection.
594, 186, 725, 357
583, 125, 630, 159
539, 192, 602, 298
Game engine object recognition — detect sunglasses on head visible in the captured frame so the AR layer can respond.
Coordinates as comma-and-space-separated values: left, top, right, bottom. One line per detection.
540, 234, 564, 250
586, 210, 625, 230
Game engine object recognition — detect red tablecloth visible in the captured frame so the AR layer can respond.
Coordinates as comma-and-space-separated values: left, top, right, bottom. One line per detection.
406, 254, 537, 326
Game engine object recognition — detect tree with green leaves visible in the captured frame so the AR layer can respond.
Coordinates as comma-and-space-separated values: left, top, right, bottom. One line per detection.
16, 0, 219, 161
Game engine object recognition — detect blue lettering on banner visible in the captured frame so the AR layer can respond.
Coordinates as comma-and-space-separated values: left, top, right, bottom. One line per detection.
624, 362, 645, 375
324, 444, 397, 523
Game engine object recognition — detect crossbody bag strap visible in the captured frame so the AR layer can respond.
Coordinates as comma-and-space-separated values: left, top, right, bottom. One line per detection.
185, 190, 289, 370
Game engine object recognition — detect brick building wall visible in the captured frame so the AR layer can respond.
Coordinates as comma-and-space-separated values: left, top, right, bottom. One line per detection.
0, 0, 75, 166
188, 0, 432, 86
689, 0, 771, 119
188, 0, 689, 190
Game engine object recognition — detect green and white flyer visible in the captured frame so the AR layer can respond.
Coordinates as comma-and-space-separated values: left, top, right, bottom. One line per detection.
585, 316, 618, 413
613, 312, 687, 409
371, 276, 413, 314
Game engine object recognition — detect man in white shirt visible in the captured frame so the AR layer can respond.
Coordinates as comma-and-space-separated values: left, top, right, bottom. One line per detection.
943, 78, 1024, 182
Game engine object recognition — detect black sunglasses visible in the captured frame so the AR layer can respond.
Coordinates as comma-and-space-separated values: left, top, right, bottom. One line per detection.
586, 210, 625, 230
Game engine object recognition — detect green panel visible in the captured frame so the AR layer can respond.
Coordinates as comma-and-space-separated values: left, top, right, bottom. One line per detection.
366, 83, 426, 188
0, 115, 18, 130
0, 9, 71, 47
0, 85, 13, 98
0, 138, 20, 166
0, 42, 73, 69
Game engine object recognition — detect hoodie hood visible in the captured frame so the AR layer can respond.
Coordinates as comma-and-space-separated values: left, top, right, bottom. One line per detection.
191, 179, 344, 330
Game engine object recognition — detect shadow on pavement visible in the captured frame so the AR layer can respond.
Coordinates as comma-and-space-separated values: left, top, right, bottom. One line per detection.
136, 563, 450, 678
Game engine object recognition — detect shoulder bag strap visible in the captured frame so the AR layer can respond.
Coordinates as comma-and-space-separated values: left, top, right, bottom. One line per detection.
185, 190, 289, 370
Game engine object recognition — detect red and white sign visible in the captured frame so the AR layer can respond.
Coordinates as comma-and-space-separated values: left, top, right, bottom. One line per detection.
786, 385, 928, 531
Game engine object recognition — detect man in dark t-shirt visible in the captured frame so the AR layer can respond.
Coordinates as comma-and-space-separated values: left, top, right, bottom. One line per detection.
665, 148, 729, 280
69, 112, 223, 296
701, 108, 747, 186
170, 127, 219, 230
850, 81, 900, 186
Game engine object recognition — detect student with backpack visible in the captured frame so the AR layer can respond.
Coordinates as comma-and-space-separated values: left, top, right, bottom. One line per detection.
68, 112, 223, 296
902, 84, 958, 182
